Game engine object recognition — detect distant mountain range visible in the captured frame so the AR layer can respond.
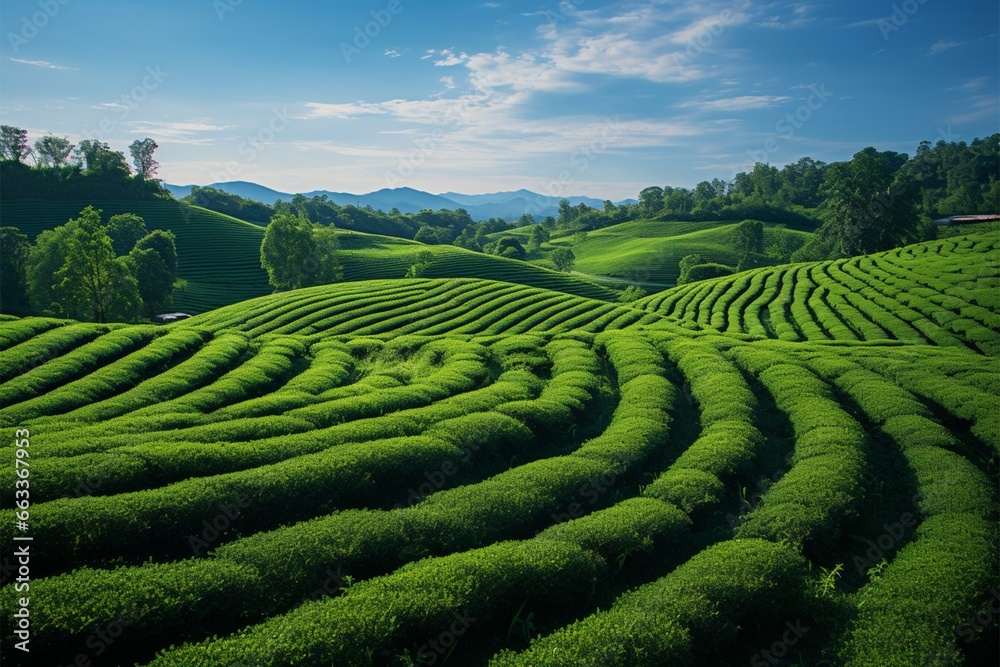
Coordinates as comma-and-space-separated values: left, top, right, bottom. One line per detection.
164, 181, 636, 221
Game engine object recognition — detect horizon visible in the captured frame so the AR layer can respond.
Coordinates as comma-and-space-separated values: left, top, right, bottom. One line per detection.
1, 0, 998, 200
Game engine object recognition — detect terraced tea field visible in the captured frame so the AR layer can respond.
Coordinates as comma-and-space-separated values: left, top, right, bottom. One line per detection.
642, 231, 1000, 354
1, 230, 997, 666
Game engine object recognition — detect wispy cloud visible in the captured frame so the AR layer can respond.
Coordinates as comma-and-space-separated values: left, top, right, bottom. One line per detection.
125, 120, 232, 144
928, 40, 967, 56
680, 95, 792, 112
9, 58, 77, 71
384, 49, 402, 58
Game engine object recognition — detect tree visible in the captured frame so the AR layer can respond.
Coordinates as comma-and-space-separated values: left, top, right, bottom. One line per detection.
639, 186, 665, 217
405, 250, 435, 278
818, 147, 920, 257
129, 138, 160, 179
34, 135, 74, 168
551, 247, 576, 272
77, 140, 130, 177
492, 237, 527, 261
677, 254, 703, 285
260, 215, 342, 290
732, 220, 765, 269
0, 126, 30, 163
527, 224, 550, 253
414, 226, 438, 244
128, 248, 173, 317
53, 206, 141, 322
27, 220, 79, 315
617, 285, 647, 303
0, 227, 30, 309
107, 213, 149, 255
129, 230, 179, 316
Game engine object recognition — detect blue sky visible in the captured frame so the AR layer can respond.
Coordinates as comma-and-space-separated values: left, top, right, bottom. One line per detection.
1, 0, 997, 200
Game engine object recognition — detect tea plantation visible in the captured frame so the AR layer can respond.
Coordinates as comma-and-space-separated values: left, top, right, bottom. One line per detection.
1, 230, 997, 666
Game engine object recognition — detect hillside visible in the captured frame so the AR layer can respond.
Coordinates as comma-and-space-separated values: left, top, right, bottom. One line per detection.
497, 219, 813, 288
640, 229, 1000, 354
1, 199, 618, 313
0, 231, 997, 666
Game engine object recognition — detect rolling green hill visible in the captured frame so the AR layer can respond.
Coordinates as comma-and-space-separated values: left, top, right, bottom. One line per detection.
1, 199, 619, 313
640, 229, 1000, 354
0, 230, 996, 667
495, 219, 813, 288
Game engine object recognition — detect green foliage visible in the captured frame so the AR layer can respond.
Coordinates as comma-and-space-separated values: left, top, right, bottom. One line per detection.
106, 212, 149, 256
0, 226, 30, 309
550, 247, 576, 272
260, 214, 343, 290
616, 285, 647, 303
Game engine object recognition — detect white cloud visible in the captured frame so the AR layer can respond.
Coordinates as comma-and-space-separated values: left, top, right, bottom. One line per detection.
9, 58, 77, 71
125, 120, 232, 144
928, 40, 967, 56
384, 49, 402, 58
433, 49, 469, 67
440, 76, 457, 89
302, 102, 389, 119
680, 95, 791, 112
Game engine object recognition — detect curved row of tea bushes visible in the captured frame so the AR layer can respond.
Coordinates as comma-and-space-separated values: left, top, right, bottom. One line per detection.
0, 326, 161, 406
0, 316, 72, 349
489, 539, 811, 666
730, 348, 870, 554
642, 337, 763, 517
0, 328, 210, 429
0, 322, 111, 383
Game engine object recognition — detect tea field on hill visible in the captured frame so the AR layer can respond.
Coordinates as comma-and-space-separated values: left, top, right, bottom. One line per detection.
0, 230, 997, 666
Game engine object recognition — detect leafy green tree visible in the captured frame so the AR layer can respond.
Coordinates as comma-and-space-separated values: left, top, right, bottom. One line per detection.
34, 135, 74, 168
77, 140, 131, 178
765, 226, 806, 264
518, 213, 536, 227
405, 250, 435, 278
0, 126, 30, 162
128, 247, 173, 317
732, 220, 764, 258
551, 247, 576, 272
414, 226, 438, 244
129, 138, 160, 179
54, 206, 141, 322
617, 285, 647, 303
107, 213, 149, 255
260, 215, 342, 290
639, 186, 665, 217
27, 220, 79, 315
677, 254, 703, 285
0, 227, 30, 309
527, 224, 550, 253
492, 237, 527, 261
818, 147, 920, 256
131, 229, 180, 314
